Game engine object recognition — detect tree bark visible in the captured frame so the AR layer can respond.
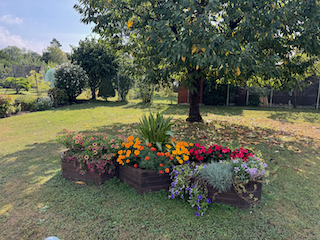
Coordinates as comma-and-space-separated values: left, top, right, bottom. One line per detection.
186, 76, 203, 122
91, 87, 96, 100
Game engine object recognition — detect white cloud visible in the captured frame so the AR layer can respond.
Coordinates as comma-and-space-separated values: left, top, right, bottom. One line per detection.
0, 15, 23, 25
0, 26, 46, 54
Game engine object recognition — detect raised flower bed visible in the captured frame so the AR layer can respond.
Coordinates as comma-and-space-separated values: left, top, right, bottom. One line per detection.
61, 152, 118, 184
57, 130, 123, 185
119, 165, 171, 194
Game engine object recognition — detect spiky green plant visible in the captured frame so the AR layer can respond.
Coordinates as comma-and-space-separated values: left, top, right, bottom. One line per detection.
138, 112, 174, 151
200, 161, 233, 193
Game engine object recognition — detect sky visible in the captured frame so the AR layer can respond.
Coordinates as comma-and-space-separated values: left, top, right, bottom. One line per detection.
0, 0, 96, 54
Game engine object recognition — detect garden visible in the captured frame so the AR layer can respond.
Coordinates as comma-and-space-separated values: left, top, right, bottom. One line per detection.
1, 99, 320, 239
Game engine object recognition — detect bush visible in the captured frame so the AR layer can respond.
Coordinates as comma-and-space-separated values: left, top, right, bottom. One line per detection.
3, 77, 31, 94
117, 75, 133, 101
34, 97, 53, 111
48, 87, 69, 107
199, 161, 233, 192
138, 113, 174, 151
0, 94, 15, 117
15, 96, 37, 111
98, 79, 115, 100
54, 63, 88, 103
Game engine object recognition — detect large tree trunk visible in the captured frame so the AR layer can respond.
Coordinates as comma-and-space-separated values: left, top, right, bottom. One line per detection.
186, 76, 203, 122
91, 87, 96, 100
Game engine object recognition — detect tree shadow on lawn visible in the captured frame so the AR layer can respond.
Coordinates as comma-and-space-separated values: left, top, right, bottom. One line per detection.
266, 108, 320, 124
51, 99, 129, 112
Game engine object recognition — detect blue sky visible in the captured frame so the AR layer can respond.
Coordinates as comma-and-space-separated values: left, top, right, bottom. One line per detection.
0, 0, 95, 54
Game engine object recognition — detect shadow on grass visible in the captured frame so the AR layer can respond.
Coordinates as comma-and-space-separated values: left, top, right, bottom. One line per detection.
266, 108, 320, 124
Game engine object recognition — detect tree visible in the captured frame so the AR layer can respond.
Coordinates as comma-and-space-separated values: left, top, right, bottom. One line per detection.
75, 0, 320, 121
27, 70, 51, 95
42, 38, 68, 65
3, 77, 31, 93
70, 38, 118, 100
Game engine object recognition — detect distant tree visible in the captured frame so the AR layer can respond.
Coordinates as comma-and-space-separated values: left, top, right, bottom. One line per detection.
70, 38, 118, 100
3, 77, 31, 93
27, 70, 50, 95
42, 38, 68, 65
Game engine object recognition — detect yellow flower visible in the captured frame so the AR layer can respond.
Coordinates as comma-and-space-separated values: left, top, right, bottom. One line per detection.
166, 144, 172, 149
127, 136, 134, 142
126, 150, 131, 157
126, 159, 130, 163
178, 159, 183, 164
118, 150, 123, 155
127, 21, 133, 29
183, 155, 189, 161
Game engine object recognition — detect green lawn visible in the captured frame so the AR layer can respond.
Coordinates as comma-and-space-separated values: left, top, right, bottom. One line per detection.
1, 99, 320, 240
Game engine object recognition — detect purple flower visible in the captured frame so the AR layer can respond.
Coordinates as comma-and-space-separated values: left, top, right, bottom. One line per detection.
186, 187, 190, 191
234, 167, 240, 173
197, 206, 201, 211
207, 198, 211, 204
192, 184, 196, 188
233, 159, 239, 163
171, 195, 175, 199
180, 195, 184, 199
196, 199, 199, 203
198, 194, 203, 200
241, 163, 248, 169
195, 212, 200, 216
186, 160, 190, 164
262, 163, 268, 167
203, 165, 206, 168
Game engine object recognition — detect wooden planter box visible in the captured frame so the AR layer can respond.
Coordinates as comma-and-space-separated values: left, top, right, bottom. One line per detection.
119, 166, 171, 195
61, 153, 118, 185
207, 182, 262, 209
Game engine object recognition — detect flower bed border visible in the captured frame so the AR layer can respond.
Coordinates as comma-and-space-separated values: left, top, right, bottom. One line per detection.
207, 182, 262, 209
61, 153, 118, 185
118, 166, 171, 195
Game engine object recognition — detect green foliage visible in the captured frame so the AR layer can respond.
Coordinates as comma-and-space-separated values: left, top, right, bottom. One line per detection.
136, 77, 155, 103
27, 70, 50, 95
3, 77, 31, 93
199, 161, 233, 193
47, 87, 69, 107
54, 63, 88, 103
203, 79, 237, 106
117, 75, 133, 101
14, 96, 37, 111
42, 38, 68, 65
70, 38, 118, 100
44, 68, 55, 87
34, 97, 53, 111
98, 78, 116, 100
138, 113, 174, 151
0, 94, 15, 117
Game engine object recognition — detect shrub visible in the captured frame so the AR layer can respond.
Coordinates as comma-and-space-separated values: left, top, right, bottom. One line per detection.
199, 161, 233, 192
54, 63, 88, 103
117, 75, 133, 101
98, 79, 115, 100
34, 97, 53, 111
138, 113, 174, 151
3, 77, 31, 94
48, 87, 69, 107
0, 94, 15, 117
15, 96, 37, 111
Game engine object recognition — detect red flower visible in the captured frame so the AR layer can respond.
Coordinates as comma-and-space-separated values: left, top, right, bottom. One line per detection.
150, 147, 157, 151
267, 191, 271, 193
195, 143, 200, 147
134, 164, 138, 168
159, 163, 163, 167
159, 170, 164, 174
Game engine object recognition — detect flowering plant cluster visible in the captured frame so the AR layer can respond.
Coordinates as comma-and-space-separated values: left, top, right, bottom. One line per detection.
230, 148, 255, 162
116, 137, 193, 174
169, 163, 211, 216
57, 130, 122, 174
231, 154, 268, 182
207, 144, 232, 161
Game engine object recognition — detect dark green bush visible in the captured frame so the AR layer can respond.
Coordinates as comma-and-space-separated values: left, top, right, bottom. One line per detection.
48, 87, 69, 107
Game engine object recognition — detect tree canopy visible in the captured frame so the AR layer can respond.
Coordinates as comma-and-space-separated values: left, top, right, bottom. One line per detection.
70, 38, 118, 100
42, 38, 68, 65
75, 0, 320, 121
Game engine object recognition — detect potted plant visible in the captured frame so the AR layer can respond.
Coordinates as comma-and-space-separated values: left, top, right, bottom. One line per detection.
57, 130, 123, 184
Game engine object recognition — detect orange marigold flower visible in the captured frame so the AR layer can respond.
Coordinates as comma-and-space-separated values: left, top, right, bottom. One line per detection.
159, 170, 164, 174
159, 163, 163, 167
121, 142, 125, 147
126, 150, 131, 157
160, 152, 165, 157
126, 159, 130, 163
127, 136, 134, 142
165, 168, 170, 173
139, 146, 144, 151
134, 164, 138, 168
156, 152, 162, 156
150, 147, 157, 151
170, 156, 174, 160
189, 143, 194, 147
171, 137, 176, 141
118, 150, 123, 155
134, 150, 140, 155
125, 143, 131, 148
165, 152, 171, 157
145, 156, 150, 161
148, 142, 152, 147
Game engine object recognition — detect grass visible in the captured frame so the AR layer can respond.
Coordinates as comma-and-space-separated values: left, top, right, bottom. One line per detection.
0, 88, 47, 100
1, 98, 320, 240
